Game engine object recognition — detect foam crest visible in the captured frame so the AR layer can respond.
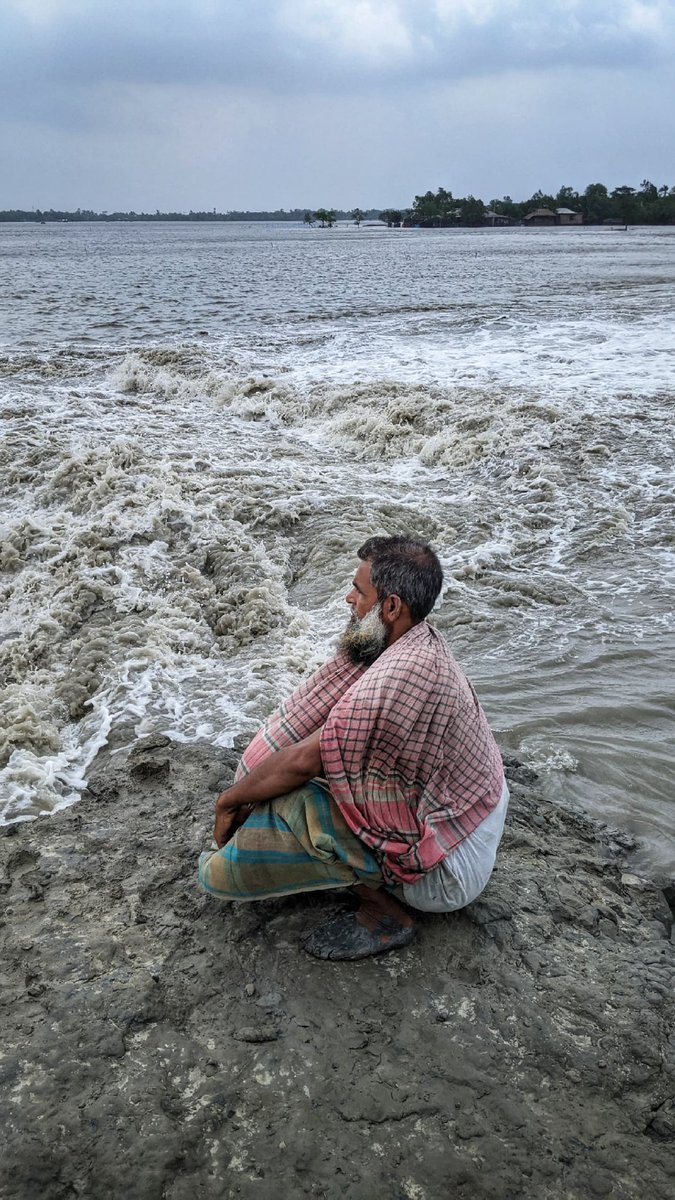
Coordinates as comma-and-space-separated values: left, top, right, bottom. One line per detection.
0, 686, 62, 768
0, 701, 112, 825
0, 402, 318, 820
1, 224, 674, 861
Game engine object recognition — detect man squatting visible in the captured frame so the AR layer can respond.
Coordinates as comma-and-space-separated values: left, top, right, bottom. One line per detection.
198, 536, 508, 960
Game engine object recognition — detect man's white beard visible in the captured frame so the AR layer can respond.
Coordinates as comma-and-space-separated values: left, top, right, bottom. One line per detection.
338, 603, 389, 666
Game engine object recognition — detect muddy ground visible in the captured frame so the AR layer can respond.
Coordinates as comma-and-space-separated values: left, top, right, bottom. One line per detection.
1, 739, 674, 1200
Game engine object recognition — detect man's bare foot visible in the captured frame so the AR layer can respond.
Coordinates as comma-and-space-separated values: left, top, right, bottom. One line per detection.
352, 883, 415, 931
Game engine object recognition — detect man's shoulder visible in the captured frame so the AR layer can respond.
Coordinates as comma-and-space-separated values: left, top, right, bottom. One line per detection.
389, 621, 452, 664
288, 649, 365, 703
364, 622, 455, 684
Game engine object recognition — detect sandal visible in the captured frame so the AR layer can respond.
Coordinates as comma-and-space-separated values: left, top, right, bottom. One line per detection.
303, 911, 416, 960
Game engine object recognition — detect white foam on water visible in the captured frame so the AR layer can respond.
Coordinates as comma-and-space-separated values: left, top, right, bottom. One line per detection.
1, 223, 674, 868
0, 697, 112, 824
249, 311, 675, 402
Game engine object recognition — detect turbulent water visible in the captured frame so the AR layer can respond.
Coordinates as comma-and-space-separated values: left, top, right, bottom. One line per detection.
1, 221, 673, 874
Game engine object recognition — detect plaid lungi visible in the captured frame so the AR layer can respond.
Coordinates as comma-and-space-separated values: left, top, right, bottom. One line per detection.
198, 781, 383, 901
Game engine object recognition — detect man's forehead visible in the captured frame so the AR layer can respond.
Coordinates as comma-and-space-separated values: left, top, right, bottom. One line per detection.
354, 559, 374, 589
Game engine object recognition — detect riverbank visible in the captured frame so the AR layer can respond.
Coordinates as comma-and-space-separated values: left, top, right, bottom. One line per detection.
1, 738, 673, 1200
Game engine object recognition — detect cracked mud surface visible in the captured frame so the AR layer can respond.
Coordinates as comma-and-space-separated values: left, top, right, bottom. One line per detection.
1, 741, 674, 1199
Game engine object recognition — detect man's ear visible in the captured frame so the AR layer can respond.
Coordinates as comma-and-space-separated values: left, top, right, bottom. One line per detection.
383, 593, 403, 621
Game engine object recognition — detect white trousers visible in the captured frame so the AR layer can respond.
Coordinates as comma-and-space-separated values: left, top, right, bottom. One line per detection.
399, 779, 510, 913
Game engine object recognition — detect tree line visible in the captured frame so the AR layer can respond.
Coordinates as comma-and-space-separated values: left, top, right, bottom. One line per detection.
2, 182, 675, 226
0, 206, 379, 224
295, 183, 675, 227
381, 181, 675, 227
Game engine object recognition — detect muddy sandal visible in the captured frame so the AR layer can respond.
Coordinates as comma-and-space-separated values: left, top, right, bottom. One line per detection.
303, 911, 416, 960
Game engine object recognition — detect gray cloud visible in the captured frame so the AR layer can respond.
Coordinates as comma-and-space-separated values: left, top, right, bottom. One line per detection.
2, 1, 674, 107
1, 1, 674, 210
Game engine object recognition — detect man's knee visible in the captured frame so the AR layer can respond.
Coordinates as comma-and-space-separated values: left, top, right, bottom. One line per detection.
198, 848, 239, 900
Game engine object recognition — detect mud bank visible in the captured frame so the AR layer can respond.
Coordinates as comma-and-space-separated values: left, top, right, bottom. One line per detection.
1, 740, 674, 1200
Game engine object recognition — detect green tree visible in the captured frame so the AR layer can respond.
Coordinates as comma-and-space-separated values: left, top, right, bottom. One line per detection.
411, 187, 457, 226
314, 208, 337, 228
351, 208, 365, 225
411, 191, 439, 225
379, 209, 403, 227
303, 210, 315, 226
556, 185, 580, 209
490, 195, 524, 219
638, 180, 660, 222
610, 185, 638, 225
650, 184, 675, 224
524, 190, 557, 213
435, 186, 455, 224
581, 183, 611, 224
458, 195, 485, 225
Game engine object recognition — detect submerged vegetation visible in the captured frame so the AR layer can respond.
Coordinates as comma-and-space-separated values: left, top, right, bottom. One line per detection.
2, 180, 675, 226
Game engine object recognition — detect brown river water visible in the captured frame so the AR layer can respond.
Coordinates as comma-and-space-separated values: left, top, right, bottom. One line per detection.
0, 221, 673, 876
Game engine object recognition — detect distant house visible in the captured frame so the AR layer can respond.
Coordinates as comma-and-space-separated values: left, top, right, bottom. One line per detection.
556, 207, 583, 225
524, 207, 583, 226
483, 210, 517, 227
523, 208, 558, 226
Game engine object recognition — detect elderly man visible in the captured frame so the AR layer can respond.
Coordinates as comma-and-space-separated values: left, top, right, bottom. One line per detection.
199, 535, 508, 960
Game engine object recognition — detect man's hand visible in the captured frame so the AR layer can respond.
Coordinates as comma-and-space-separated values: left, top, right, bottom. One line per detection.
211, 728, 324, 848
213, 802, 237, 849
213, 797, 253, 848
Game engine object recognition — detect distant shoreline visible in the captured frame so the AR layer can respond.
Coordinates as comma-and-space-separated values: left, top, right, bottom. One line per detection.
1, 216, 669, 231
4, 181, 674, 227
0, 209, 367, 225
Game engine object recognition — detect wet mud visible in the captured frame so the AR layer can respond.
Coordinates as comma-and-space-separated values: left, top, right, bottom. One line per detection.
1, 741, 673, 1199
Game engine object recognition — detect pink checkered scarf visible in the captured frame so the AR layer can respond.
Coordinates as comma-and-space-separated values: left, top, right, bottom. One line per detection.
238, 622, 504, 884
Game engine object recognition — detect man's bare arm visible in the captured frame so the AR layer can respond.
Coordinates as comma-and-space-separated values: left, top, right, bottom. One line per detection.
213, 728, 324, 847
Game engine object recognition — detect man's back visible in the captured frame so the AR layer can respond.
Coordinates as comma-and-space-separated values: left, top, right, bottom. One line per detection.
320, 621, 504, 882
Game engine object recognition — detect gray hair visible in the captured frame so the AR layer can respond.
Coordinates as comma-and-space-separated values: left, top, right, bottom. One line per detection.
357, 535, 443, 622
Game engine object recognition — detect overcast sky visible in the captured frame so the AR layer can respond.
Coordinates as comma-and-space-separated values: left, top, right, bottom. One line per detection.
1, 0, 674, 211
